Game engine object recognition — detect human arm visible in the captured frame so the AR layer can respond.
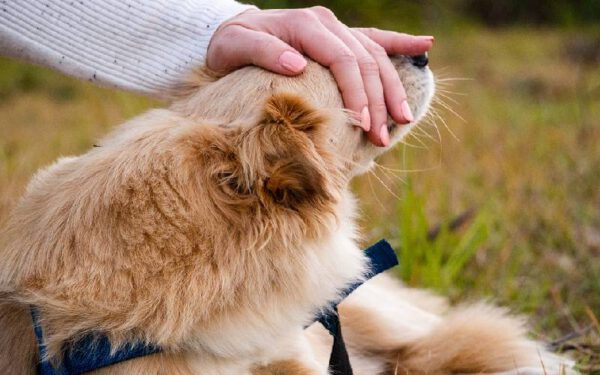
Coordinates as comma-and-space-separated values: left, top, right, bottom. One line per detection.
0, 2, 433, 146
0, 0, 254, 98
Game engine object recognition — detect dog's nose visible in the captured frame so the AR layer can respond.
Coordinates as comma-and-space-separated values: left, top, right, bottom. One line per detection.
409, 53, 429, 68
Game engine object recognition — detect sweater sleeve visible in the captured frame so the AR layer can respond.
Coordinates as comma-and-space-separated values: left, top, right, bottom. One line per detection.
0, 0, 256, 99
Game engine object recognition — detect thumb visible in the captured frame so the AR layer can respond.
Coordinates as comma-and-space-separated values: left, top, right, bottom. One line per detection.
207, 25, 307, 75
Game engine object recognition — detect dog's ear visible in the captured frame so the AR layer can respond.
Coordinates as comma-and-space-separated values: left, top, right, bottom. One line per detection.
194, 93, 334, 212
256, 93, 333, 209
263, 154, 329, 208
261, 93, 327, 136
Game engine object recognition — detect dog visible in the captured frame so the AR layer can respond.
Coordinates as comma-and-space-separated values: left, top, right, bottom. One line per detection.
0, 55, 575, 374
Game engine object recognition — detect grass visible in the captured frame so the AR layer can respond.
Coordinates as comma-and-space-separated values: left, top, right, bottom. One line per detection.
0, 27, 598, 370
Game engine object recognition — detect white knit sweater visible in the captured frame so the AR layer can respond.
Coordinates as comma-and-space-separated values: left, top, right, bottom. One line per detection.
0, 0, 255, 99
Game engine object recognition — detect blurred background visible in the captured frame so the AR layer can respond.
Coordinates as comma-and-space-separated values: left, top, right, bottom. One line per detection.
0, 0, 599, 371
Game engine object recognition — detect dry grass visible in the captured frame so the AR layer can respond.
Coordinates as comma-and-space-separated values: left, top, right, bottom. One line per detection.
0, 27, 598, 370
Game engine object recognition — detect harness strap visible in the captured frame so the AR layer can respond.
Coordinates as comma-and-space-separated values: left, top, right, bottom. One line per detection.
316, 239, 398, 375
32, 239, 398, 375
31, 308, 160, 375
315, 239, 398, 333
326, 306, 353, 375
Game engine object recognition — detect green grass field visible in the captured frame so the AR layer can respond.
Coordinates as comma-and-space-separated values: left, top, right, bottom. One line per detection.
1, 27, 598, 371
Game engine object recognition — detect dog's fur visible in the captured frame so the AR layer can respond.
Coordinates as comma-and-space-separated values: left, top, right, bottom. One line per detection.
0, 57, 574, 374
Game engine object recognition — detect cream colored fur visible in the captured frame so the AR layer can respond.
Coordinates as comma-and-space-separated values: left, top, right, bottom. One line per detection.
0, 57, 574, 374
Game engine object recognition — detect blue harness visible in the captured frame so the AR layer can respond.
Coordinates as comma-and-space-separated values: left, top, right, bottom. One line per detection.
32, 239, 398, 375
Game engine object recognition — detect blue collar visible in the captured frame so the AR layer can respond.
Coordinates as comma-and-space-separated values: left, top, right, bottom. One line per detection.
31, 308, 160, 375
32, 239, 398, 375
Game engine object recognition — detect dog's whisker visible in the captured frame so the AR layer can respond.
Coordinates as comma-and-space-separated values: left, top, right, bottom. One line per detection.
422, 114, 444, 150
404, 129, 432, 149
365, 171, 389, 211
435, 86, 467, 95
373, 161, 440, 174
435, 77, 474, 82
434, 100, 467, 130
398, 139, 430, 150
412, 124, 439, 144
430, 105, 460, 141
372, 162, 407, 183
435, 91, 461, 105
421, 115, 445, 167
367, 168, 402, 200
436, 89, 467, 97
395, 136, 430, 149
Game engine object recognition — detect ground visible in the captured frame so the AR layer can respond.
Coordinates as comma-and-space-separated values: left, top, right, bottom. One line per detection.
0, 27, 598, 372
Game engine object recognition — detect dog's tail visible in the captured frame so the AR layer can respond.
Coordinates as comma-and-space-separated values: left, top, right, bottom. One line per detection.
0, 293, 38, 374
336, 274, 576, 374
385, 303, 576, 375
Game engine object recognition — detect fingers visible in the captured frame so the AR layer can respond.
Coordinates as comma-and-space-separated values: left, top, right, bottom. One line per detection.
206, 24, 307, 75
351, 29, 414, 145
289, 14, 370, 131
311, 8, 390, 145
354, 28, 434, 56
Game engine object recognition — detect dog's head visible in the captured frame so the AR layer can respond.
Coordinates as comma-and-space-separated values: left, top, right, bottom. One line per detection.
167, 54, 435, 239
174, 54, 435, 179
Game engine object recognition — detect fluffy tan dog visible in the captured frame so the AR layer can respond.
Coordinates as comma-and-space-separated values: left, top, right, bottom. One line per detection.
0, 57, 574, 374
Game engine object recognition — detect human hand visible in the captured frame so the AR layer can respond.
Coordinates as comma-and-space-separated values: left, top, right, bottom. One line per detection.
206, 6, 433, 146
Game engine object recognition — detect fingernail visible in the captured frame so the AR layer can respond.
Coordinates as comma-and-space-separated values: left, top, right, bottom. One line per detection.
360, 106, 371, 132
379, 125, 390, 147
419, 36, 435, 43
279, 51, 307, 73
401, 100, 414, 123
